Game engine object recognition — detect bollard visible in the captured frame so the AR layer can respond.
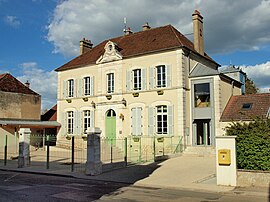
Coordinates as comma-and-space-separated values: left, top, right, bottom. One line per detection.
46, 135, 50, 169
4, 135, 7, 166
71, 136, 74, 172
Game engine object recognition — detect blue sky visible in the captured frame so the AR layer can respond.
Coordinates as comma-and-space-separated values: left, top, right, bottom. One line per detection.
0, 0, 270, 110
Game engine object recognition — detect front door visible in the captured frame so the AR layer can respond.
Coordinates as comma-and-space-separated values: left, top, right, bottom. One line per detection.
105, 109, 116, 144
193, 119, 211, 146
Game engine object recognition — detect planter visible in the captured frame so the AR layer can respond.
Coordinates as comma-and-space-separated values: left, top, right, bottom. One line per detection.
157, 90, 164, 95
66, 99, 72, 103
82, 136, 87, 141
66, 136, 71, 140
133, 137, 140, 142
157, 137, 164, 142
106, 95, 112, 100
132, 92, 139, 97
82, 97, 88, 102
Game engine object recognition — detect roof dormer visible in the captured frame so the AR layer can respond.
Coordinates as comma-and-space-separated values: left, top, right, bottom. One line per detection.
96, 41, 122, 64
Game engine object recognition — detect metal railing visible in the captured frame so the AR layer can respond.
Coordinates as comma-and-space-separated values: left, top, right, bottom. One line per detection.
0, 134, 183, 173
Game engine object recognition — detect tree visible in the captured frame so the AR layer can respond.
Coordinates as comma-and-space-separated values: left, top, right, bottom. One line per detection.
245, 77, 258, 94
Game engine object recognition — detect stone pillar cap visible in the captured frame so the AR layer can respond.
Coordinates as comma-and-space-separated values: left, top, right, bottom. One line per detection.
86, 127, 102, 134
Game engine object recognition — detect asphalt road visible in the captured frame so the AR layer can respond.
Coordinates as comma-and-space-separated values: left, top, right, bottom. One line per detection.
0, 170, 268, 202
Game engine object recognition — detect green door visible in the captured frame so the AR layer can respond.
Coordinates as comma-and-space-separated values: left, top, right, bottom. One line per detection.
105, 109, 116, 145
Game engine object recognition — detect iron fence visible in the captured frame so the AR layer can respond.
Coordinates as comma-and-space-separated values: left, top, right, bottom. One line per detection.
0, 134, 183, 173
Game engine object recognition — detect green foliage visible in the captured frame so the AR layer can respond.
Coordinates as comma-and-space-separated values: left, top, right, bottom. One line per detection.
245, 77, 258, 94
225, 118, 270, 170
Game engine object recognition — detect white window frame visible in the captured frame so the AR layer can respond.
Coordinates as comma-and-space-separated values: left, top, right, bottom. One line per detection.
156, 105, 168, 135
84, 77, 91, 96
67, 111, 74, 134
67, 79, 74, 97
156, 65, 166, 88
133, 69, 142, 91
83, 110, 91, 133
131, 107, 142, 136
107, 73, 114, 93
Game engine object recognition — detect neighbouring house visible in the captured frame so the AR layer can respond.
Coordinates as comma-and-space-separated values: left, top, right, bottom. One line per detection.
0, 73, 60, 155
55, 10, 242, 149
220, 65, 246, 94
220, 93, 270, 133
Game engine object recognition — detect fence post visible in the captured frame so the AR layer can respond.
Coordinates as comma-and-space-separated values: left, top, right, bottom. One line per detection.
124, 137, 127, 165
18, 128, 31, 168
110, 138, 113, 163
139, 137, 142, 163
4, 135, 7, 166
46, 135, 50, 169
85, 127, 102, 175
153, 136, 156, 161
71, 136, 74, 172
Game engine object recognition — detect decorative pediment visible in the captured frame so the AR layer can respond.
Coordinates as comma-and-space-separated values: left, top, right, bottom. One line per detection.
96, 41, 122, 64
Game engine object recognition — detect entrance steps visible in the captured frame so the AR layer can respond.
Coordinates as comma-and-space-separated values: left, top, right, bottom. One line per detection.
183, 146, 216, 157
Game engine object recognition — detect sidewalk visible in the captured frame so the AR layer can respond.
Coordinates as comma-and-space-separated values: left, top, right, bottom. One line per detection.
0, 155, 269, 198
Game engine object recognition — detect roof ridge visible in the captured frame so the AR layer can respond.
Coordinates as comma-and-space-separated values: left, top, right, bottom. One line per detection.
107, 24, 173, 42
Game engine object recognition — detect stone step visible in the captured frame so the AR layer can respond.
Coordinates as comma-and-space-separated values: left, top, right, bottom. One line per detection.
183, 146, 216, 157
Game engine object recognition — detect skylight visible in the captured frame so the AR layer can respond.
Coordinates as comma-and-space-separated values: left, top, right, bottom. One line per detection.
242, 103, 252, 110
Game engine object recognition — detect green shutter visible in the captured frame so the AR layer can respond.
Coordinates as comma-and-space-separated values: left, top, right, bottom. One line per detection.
126, 70, 131, 91
168, 105, 173, 136
90, 110, 94, 128
74, 111, 77, 135
148, 107, 154, 135
73, 79, 77, 97
166, 65, 171, 87
63, 80, 67, 99
131, 108, 136, 135
149, 67, 155, 89
91, 76, 94, 96
142, 68, 146, 90
78, 78, 82, 97
137, 108, 142, 135
61, 112, 67, 135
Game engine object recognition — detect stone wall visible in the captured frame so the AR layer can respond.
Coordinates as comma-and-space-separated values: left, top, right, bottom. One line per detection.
0, 91, 41, 120
237, 169, 270, 187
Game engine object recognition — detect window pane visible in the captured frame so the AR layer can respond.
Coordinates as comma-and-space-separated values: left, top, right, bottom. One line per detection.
194, 83, 210, 108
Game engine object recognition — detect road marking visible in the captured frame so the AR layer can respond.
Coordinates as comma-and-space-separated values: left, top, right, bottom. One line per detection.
4, 173, 19, 182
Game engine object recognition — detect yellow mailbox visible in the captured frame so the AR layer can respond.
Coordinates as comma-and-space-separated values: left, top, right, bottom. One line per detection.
218, 149, 231, 165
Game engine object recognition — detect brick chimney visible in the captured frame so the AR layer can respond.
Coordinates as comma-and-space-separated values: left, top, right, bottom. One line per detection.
142, 22, 151, 31
192, 10, 204, 55
124, 27, 133, 35
80, 38, 93, 55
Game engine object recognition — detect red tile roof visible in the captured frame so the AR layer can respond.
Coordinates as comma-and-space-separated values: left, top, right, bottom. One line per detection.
220, 93, 270, 122
0, 73, 39, 95
41, 104, 57, 121
55, 24, 216, 71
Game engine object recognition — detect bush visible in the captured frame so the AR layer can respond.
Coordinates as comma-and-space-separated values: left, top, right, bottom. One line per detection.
225, 118, 270, 171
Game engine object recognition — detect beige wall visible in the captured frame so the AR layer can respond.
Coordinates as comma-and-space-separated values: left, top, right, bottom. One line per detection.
57, 49, 188, 139
0, 91, 41, 120
57, 46, 230, 148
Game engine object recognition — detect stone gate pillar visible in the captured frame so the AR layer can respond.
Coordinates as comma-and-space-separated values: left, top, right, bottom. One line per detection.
216, 136, 237, 186
85, 127, 102, 175
18, 128, 31, 168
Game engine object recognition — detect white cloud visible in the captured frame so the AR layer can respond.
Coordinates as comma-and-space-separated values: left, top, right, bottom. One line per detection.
242, 61, 270, 89
47, 0, 270, 56
4, 15, 21, 28
17, 62, 57, 110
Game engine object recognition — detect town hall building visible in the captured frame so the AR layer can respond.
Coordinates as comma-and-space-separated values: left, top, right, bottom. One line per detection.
55, 10, 242, 148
